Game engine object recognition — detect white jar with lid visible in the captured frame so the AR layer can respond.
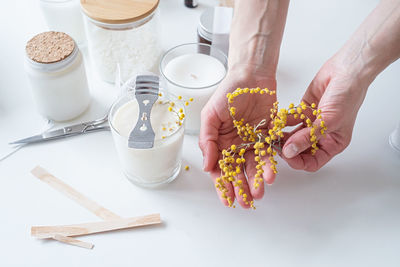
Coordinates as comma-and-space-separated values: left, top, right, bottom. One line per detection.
80, 0, 161, 83
25, 31, 91, 122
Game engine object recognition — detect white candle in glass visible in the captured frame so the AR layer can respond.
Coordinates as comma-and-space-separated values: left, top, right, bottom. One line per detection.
110, 95, 184, 187
161, 44, 227, 134
39, 0, 86, 45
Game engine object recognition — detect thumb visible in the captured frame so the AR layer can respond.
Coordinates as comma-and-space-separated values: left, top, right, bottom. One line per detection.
282, 117, 325, 159
282, 127, 312, 159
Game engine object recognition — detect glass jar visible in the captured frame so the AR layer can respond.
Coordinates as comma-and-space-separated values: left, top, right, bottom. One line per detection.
389, 122, 400, 154
109, 84, 185, 188
197, 7, 232, 56
197, 8, 213, 46
25, 31, 91, 122
80, 0, 161, 83
39, 0, 86, 46
160, 43, 227, 135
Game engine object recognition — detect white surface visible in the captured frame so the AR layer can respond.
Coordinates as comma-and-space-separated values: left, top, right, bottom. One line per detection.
0, 0, 399, 267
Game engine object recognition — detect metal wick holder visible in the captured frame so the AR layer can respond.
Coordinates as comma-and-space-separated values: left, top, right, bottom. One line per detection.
128, 75, 160, 149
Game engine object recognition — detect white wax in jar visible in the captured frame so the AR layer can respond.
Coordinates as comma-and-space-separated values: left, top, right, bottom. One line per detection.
39, 0, 86, 45
111, 99, 184, 185
163, 53, 226, 134
25, 51, 90, 122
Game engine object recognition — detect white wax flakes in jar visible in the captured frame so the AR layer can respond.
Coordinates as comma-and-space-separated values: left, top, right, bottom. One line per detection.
80, 0, 161, 83
84, 16, 160, 83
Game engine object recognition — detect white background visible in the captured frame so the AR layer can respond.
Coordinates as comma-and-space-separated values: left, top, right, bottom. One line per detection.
1, 0, 400, 266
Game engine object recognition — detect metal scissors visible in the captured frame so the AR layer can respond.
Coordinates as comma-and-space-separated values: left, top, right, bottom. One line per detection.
9, 113, 110, 145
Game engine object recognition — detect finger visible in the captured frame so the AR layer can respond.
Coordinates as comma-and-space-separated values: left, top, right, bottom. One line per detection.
210, 168, 235, 207
282, 126, 311, 159
249, 153, 276, 186
280, 123, 305, 143
285, 115, 303, 127
285, 104, 317, 127
262, 161, 276, 185
282, 114, 326, 159
243, 151, 264, 200
283, 147, 332, 172
302, 74, 325, 106
232, 171, 253, 209
199, 104, 221, 172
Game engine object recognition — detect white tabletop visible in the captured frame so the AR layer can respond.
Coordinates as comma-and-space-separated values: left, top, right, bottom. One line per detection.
1, 0, 400, 266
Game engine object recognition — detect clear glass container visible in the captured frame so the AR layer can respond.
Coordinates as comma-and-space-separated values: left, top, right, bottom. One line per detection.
109, 88, 185, 188
81, 1, 161, 83
197, 8, 213, 46
389, 122, 400, 154
160, 43, 227, 134
39, 0, 86, 46
25, 32, 90, 122
197, 7, 232, 56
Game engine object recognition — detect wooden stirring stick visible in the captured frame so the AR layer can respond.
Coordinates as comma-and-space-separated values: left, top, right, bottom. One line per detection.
31, 166, 121, 249
30, 166, 161, 249
32, 214, 161, 239
52, 234, 94, 250
31, 166, 121, 221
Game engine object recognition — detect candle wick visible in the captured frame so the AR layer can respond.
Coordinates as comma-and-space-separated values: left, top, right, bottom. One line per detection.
190, 73, 198, 79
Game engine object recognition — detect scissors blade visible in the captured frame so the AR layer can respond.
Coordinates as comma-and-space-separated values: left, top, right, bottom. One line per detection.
9, 134, 46, 145
9, 125, 110, 145
9, 128, 69, 145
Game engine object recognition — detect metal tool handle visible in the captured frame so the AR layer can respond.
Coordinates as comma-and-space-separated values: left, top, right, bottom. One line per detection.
128, 75, 160, 149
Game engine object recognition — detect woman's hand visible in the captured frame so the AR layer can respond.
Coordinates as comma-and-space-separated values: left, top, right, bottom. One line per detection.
198, 0, 289, 208
282, 59, 369, 171
283, 0, 400, 171
199, 68, 277, 208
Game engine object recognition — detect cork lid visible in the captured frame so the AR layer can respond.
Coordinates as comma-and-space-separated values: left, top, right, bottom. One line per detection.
26, 31, 75, 64
80, 0, 159, 24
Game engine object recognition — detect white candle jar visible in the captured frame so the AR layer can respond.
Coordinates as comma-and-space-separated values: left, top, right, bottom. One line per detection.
160, 43, 227, 135
109, 87, 185, 187
25, 31, 91, 122
80, 0, 161, 83
39, 0, 86, 46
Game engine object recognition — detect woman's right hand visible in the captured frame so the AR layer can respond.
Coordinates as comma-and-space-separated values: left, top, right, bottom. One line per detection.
199, 67, 278, 208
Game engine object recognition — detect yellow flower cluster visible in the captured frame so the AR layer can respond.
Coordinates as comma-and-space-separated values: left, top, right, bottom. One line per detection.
159, 93, 193, 139
216, 87, 327, 209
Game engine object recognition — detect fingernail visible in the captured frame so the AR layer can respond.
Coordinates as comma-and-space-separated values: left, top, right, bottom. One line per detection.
283, 144, 298, 158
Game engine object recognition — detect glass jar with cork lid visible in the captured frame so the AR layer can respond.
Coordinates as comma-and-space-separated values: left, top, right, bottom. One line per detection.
24, 31, 90, 122
80, 0, 161, 83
